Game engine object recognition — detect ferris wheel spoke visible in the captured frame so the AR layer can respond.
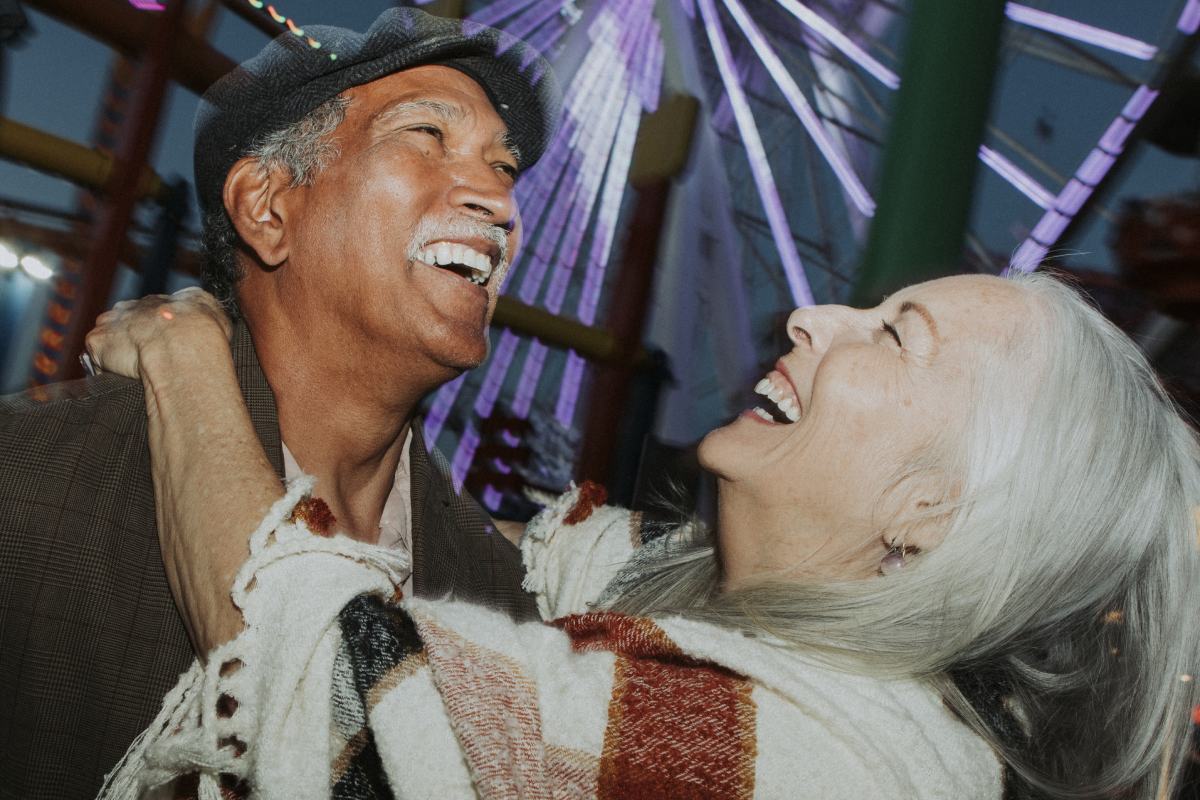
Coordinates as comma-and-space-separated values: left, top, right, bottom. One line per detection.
697, 0, 815, 305
979, 145, 1055, 209
718, 0, 875, 215
771, 0, 900, 88
1005, 3, 1158, 60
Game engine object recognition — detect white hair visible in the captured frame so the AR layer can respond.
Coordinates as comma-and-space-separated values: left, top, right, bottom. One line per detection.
609, 271, 1200, 798
202, 95, 351, 313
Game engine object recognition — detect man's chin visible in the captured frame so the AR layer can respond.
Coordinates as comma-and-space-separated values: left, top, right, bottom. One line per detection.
436, 339, 489, 373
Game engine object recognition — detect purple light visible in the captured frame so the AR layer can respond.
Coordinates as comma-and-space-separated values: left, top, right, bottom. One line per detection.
577, 96, 642, 325
1098, 117, 1136, 153
1122, 86, 1160, 120
500, 429, 521, 447
1030, 210, 1070, 244
474, 329, 522, 417
445, 0, 663, 495
482, 485, 504, 511
698, 0, 815, 306
1078, 149, 1117, 183
1055, 179, 1092, 216
468, 0, 542, 29
450, 425, 480, 490
525, 14, 570, 56
554, 95, 643, 427
1008, 240, 1048, 274
555, 351, 588, 426
772, 0, 900, 89
720, 0, 875, 217
1012, 0, 1200, 273
506, 0, 568, 45
508, 7, 655, 427
513, 341, 550, 417
978, 145, 1054, 209
127, 0, 165, 8
1005, 3, 1157, 60
1181, 0, 1200, 33
423, 373, 467, 444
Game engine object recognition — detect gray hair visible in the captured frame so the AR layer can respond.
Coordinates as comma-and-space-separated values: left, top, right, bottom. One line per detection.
200, 95, 351, 315
609, 271, 1200, 799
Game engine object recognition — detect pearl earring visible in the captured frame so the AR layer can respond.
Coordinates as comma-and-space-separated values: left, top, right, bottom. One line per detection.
879, 544, 908, 576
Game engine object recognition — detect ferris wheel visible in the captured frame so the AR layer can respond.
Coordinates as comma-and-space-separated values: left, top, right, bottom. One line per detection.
412, 0, 1199, 508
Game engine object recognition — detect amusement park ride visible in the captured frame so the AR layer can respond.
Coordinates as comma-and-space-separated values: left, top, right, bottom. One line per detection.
0, 0, 1197, 514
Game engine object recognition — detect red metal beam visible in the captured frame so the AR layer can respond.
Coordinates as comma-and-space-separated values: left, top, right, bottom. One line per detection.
44, 0, 186, 383
23, 0, 234, 95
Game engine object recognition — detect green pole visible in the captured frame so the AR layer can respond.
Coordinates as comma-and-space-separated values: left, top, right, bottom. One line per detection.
851, 0, 1008, 306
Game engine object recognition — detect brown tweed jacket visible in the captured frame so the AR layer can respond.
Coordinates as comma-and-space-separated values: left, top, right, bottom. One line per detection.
0, 322, 536, 800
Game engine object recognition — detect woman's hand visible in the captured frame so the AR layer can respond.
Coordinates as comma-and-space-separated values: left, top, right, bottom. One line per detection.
86, 288, 282, 657
84, 287, 232, 381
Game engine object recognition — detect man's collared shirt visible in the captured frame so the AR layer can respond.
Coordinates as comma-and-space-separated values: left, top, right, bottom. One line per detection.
281, 430, 415, 595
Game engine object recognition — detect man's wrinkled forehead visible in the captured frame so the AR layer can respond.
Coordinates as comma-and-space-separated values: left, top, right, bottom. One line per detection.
370, 96, 522, 164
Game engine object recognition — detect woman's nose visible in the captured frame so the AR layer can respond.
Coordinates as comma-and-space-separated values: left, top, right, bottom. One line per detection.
786, 307, 814, 349
785, 305, 859, 351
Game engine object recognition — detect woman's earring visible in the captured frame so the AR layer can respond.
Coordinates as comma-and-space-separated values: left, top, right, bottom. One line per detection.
879, 543, 909, 576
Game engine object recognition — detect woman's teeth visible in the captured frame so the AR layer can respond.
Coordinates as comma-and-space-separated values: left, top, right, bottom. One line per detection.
753, 377, 801, 423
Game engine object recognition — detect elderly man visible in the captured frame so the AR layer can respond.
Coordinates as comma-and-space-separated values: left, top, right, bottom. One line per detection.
0, 8, 559, 798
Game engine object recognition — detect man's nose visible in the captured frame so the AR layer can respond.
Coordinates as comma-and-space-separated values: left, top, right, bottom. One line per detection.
447, 161, 517, 230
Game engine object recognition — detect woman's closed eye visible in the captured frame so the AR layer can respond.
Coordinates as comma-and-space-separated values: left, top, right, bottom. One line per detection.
881, 320, 902, 347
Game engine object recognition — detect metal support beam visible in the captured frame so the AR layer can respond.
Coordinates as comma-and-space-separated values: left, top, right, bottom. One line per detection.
0, 116, 165, 201
23, 0, 234, 95
48, 0, 185, 383
851, 0, 1007, 305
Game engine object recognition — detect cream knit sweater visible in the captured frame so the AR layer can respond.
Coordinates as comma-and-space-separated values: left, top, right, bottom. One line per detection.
100, 480, 1002, 799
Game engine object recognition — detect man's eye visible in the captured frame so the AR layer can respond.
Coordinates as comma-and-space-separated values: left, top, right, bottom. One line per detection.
881, 320, 902, 347
409, 125, 443, 140
495, 163, 518, 179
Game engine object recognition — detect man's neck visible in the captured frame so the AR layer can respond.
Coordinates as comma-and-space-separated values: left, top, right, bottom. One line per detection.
245, 308, 435, 542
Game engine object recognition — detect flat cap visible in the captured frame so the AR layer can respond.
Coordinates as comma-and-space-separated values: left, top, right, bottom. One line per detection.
194, 7, 561, 218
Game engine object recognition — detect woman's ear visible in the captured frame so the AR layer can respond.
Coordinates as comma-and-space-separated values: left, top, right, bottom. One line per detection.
880, 470, 959, 553
223, 158, 291, 267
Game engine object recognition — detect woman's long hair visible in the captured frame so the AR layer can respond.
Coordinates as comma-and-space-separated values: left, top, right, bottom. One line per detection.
608, 272, 1200, 799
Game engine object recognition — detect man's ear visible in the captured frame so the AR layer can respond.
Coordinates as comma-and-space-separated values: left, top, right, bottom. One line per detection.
223, 158, 292, 267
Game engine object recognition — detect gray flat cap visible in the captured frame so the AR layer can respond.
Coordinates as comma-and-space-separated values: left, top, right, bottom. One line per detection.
194, 7, 561, 218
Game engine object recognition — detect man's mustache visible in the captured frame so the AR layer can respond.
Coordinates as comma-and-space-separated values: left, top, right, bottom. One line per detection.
407, 216, 510, 269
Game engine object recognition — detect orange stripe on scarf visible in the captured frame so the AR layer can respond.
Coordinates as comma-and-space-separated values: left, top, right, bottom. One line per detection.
556, 613, 757, 799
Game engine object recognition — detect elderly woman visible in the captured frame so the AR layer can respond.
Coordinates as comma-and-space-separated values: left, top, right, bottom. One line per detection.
93, 273, 1198, 799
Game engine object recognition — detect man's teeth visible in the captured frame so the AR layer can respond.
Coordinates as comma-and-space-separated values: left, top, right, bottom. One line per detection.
416, 242, 494, 285
753, 377, 801, 422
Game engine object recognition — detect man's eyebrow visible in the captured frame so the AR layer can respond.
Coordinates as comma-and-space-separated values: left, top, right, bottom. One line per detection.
898, 300, 939, 342
495, 131, 521, 165
371, 98, 466, 127
373, 99, 520, 165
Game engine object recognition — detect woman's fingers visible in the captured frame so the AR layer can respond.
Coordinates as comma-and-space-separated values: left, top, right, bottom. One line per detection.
83, 288, 233, 380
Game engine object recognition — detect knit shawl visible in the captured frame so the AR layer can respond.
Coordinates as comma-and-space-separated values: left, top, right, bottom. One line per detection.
99, 481, 1002, 799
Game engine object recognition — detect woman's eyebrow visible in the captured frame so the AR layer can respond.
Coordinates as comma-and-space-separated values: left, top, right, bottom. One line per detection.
898, 300, 940, 343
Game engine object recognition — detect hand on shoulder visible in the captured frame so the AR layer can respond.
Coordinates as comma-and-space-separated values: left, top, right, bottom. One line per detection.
84, 287, 233, 381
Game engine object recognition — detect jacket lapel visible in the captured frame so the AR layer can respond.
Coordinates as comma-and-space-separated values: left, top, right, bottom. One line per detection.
409, 420, 457, 599
409, 420, 538, 619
